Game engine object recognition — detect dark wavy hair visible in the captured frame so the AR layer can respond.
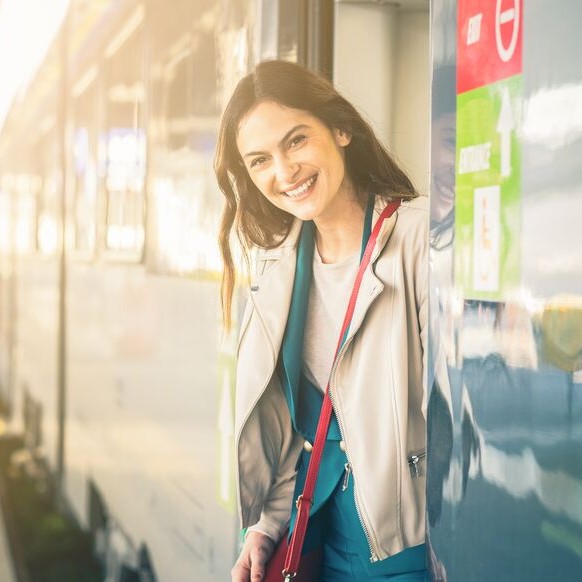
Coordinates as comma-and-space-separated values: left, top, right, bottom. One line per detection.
214, 59, 417, 328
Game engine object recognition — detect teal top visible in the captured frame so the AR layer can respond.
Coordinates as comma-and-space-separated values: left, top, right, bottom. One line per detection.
278, 199, 426, 575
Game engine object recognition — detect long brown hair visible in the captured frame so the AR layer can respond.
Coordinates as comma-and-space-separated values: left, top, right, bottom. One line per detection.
214, 60, 417, 329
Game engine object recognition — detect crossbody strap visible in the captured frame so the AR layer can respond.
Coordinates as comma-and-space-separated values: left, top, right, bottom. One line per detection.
282, 199, 401, 580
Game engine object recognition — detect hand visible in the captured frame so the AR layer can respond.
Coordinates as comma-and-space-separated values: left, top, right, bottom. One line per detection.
231, 530, 276, 582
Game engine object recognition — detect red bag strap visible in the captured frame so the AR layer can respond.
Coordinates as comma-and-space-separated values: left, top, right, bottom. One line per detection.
282, 199, 401, 580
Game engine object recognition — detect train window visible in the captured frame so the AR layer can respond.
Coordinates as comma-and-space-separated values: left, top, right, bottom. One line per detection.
216, 0, 256, 109
147, 2, 223, 274
102, 7, 146, 259
15, 174, 40, 255
71, 69, 98, 257
35, 127, 60, 256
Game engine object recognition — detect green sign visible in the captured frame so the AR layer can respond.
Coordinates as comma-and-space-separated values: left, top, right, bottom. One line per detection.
455, 74, 522, 299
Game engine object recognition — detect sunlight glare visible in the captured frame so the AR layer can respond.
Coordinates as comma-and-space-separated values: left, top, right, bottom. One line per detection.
0, 0, 70, 130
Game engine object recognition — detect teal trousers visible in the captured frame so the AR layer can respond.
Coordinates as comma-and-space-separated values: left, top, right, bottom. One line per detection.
312, 469, 428, 581
320, 544, 429, 582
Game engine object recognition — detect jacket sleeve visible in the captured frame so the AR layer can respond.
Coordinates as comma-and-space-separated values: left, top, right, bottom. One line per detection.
246, 432, 303, 542
241, 378, 303, 542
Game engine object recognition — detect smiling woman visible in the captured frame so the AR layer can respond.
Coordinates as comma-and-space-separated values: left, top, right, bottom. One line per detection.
215, 60, 417, 329
215, 60, 429, 582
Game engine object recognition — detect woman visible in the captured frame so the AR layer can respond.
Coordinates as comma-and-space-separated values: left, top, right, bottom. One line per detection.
215, 60, 428, 582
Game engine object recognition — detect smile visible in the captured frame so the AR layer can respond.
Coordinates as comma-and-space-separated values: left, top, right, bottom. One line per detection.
283, 175, 317, 198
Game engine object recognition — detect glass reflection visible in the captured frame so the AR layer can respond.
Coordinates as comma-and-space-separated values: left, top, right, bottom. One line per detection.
71, 75, 98, 256
523, 84, 582, 149
147, 1, 236, 275
103, 11, 146, 256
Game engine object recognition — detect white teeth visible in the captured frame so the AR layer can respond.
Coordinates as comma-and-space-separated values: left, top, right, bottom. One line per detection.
284, 176, 316, 197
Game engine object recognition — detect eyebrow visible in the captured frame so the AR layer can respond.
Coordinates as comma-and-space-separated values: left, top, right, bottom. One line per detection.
243, 124, 310, 159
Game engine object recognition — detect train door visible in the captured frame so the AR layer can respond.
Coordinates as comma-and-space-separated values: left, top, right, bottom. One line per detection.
428, 1, 582, 580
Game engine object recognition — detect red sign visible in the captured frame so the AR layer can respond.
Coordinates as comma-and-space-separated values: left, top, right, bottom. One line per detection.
457, 0, 523, 94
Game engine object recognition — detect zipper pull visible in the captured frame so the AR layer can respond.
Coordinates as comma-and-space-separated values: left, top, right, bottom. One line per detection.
408, 451, 426, 478
342, 463, 352, 491
409, 455, 420, 478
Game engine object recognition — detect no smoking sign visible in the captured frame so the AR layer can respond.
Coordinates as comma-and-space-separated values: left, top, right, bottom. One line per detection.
458, 0, 523, 93
496, 0, 520, 63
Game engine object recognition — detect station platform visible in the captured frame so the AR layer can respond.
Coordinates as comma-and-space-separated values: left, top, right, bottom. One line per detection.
0, 492, 16, 582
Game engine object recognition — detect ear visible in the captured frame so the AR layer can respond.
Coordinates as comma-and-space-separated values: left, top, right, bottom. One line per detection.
334, 128, 351, 147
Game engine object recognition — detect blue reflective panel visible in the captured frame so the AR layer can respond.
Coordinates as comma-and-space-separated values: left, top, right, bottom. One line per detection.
428, 1, 582, 581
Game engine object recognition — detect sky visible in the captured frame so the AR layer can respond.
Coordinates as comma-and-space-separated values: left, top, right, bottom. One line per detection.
0, 0, 70, 131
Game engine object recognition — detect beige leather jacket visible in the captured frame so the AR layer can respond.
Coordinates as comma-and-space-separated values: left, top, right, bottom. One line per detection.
234, 195, 428, 562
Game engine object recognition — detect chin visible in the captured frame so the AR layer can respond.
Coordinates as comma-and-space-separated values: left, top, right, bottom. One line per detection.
288, 210, 316, 222
281, 201, 320, 222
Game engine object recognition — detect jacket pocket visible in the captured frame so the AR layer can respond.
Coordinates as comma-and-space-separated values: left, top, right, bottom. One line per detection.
407, 450, 427, 478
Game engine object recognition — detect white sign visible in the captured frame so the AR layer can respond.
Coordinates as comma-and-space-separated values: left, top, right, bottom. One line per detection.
467, 13, 483, 46
473, 185, 500, 292
459, 142, 492, 174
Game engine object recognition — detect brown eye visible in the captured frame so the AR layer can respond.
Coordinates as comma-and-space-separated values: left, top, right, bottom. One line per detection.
289, 134, 306, 148
250, 156, 267, 168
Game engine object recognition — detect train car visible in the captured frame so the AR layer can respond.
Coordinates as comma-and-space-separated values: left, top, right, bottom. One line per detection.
0, 1, 431, 580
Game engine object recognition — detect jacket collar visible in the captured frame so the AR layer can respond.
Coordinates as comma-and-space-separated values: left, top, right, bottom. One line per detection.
250, 196, 400, 357
256, 196, 398, 259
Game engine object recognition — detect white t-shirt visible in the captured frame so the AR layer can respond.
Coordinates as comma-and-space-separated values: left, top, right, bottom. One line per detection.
302, 248, 360, 391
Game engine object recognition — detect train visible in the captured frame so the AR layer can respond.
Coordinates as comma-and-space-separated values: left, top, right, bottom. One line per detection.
1, 0, 581, 580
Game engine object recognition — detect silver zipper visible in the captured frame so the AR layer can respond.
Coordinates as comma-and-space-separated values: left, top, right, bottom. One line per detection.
328, 337, 379, 563
408, 451, 427, 478
342, 463, 352, 491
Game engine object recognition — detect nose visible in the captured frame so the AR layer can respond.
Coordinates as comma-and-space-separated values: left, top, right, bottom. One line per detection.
274, 154, 300, 186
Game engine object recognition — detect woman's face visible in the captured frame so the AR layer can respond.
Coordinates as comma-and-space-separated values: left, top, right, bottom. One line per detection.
236, 101, 353, 223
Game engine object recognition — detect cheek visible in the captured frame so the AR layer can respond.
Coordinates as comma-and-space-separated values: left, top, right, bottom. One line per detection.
253, 174, 267, 192
249, 173, 274, 200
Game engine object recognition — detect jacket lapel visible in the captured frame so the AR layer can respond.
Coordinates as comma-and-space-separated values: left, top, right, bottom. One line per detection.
235, 222, 302, 426
250, 219, 303, 355
339, 199, 400, 347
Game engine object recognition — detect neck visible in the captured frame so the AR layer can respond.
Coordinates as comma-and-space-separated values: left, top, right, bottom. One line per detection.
314, 192, 367, 264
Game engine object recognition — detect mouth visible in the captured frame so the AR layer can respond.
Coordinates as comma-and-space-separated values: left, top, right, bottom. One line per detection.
282, 175, 317, 198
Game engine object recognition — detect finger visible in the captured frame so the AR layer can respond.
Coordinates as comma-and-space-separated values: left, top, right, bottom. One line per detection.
249, 548, 267, 582
250, 563, 265, 582
231, 562, 251, 582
